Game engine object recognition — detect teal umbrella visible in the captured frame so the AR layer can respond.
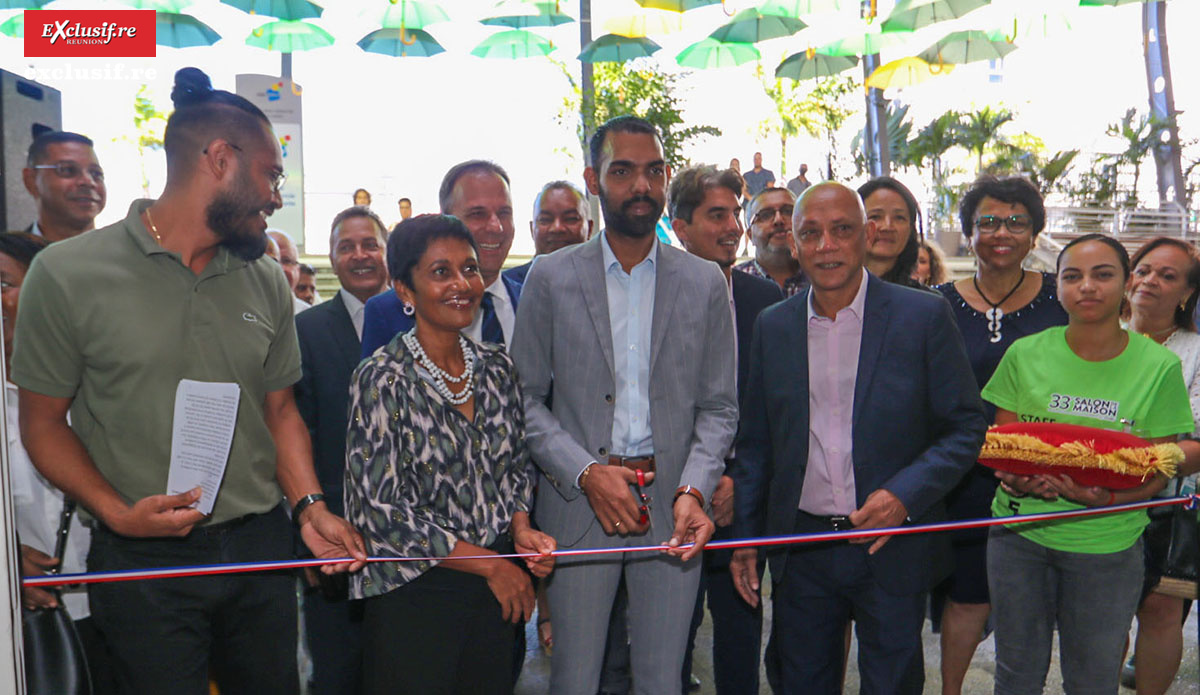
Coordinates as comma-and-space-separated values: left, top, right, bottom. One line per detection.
378, 0, 450, 30
157, 12, 221, 47
0, 0, 49, 7
118, 0, 192, 9
0, 13, 22, 37
775, 49, 859, 80
357, 27, 443, 57
471, 29, 556, 59
220, 0, 322, 19
578, 34, 661, 63
635, 0, 721, 11
677, 37, 760, 68
882, 0, 990, 32
482, 1, 573, 28
709, 7, 807, 43
819, 28, 906, 56
246, 20, 333, 52
917, 29, 1016, 64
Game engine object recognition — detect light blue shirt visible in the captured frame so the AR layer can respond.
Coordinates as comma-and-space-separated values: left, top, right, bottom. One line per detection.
601, 230, 656, 456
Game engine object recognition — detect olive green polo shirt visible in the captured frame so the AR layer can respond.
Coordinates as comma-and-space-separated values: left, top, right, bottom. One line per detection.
12, 200, 302, 524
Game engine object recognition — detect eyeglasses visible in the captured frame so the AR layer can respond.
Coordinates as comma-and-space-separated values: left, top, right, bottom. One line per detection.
203, 142, 287, 194
753, 205, 794, 224
795, 225, 859, 245
975, 214, 1032, 235
32, 162, 104, 182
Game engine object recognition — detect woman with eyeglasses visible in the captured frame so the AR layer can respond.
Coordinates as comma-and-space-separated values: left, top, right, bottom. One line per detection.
932, 175, 1068, 695
982, 233, 1192, 694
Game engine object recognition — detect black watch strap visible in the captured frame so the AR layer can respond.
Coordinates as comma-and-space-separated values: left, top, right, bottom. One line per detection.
292, 493, 326, 524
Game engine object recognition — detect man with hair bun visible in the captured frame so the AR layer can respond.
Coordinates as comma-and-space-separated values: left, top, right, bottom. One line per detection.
12, 67, 366, 694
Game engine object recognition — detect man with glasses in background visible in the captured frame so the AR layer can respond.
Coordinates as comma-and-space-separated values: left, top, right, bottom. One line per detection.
735, 187, 807, 297
21, 131, 107, 242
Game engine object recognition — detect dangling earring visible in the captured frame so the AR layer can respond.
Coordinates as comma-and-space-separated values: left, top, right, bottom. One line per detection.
403, 302, 415, 316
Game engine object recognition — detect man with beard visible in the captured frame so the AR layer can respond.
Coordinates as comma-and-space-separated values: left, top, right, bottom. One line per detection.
735, 187, 808, 297
294, 206, 389, 695
21, 130, 107, 242
506, 180, 592, 284
11, 67, 366, 694
511, 116, 738, 694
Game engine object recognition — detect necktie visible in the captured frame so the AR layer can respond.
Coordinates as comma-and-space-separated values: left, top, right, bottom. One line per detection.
480, 292, 504, 345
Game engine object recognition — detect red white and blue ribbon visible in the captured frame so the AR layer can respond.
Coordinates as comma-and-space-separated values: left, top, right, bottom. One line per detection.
23, 494, 1199, 588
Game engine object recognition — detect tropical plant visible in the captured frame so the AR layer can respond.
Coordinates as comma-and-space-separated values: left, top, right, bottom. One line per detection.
114, 85, 167, 196
1099, 107, 1175, 207
955, 105, 1014, 174
852, 102, 913, 175
755, 63, 822, 176
792, 75, 859, 180
907, 111, 961, 219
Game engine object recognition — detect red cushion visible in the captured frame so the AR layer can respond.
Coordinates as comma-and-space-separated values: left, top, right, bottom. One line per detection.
978, 422, 1160, 490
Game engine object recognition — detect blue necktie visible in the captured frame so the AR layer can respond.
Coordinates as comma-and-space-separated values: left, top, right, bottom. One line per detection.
480, 292, 504, 345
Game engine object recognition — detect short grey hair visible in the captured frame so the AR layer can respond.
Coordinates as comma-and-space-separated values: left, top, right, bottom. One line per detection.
328, 205, 388, 253
438, 160, 510, 214
747, 186, 796, 225
531, 180, 589, 223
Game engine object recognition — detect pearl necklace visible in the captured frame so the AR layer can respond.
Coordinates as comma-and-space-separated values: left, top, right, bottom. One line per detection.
402, 329, 475, 405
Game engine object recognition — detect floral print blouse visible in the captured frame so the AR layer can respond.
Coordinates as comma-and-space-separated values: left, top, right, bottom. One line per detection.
344, 331, 534, 599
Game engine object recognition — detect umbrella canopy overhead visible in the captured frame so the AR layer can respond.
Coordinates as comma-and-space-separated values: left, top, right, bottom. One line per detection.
578, 33, 661, 63
471, 29, 556, 59
357, 26, 444, 57
0, 0, 49, 7
0, 13, 23, 37
819, 28, 906, 56
775, 49, 858, 80
221, 0, 322, 20
761, 0, 845, 14
709, 6, 807, 43
481, 1, 573, 28
118, 0, 192, 9
246, 19, 334, 52
604, 10, 684, 37
157, 12, 222, 48
635, 0, 721, 12
865, 55, 952, 89
677, 37, 760, 68
881, 0, 990, 32
377, 0, 450, 30
918, 28, 1016, 64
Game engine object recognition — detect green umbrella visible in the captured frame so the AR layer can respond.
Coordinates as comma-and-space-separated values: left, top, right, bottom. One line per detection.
709, 7, 807, 43
578, 33, 661, 63
246, 20, 333, 52
470, 29, 555, 59
481, 1, 573, 28
221, 0, 322, 20
761, 0, 844, 14
917, 29, 1016, 65
0, 0, 49, 7
775, 49, 858, 80
881, 0, 990, 33
635, 0, 721, 11
0, 13, 22, 37
677, 37, 760, 69
118, 0, 192, 9
378, 0, 450, 31
357, 27, 444, 57
157, 12, 221, 47
819, 28, 906, 56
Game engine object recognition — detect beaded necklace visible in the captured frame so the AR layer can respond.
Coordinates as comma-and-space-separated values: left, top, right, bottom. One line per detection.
402, 329, 475, 405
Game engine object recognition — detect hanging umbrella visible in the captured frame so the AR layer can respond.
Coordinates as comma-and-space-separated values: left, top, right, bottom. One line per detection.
775, 48, 858, 80
819, 28, 907, 56
917, 29, 1016, 64
0, 13, 22, 37
761, 0, 845, 14
881, 0, 990, 32
482, 1, 573, 28
865, 55, 952, 89
118, 0, 192, 9
471, 29, 556, 59
709, 7, 807, 43
677, 38, 760, 69
0, 0, 49, 7
157, 12, 222, 48
246, 20, 334, 52
973, 0, 1076, 41
220, 0, 322, 19
604, 10, 684, 37
357, 27, 444, 57
579, 33, 661, 62
377, 0, 450, 30
635, 0, 721, 11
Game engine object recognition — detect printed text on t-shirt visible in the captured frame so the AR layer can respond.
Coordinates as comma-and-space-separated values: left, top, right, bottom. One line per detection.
1046, 393, 1119, 422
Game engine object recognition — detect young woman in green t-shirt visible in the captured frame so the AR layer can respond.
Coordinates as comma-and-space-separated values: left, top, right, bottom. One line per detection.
982, 234, 1193, 694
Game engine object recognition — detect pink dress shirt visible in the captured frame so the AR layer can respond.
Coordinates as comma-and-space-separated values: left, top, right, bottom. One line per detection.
798, 269, 869, 515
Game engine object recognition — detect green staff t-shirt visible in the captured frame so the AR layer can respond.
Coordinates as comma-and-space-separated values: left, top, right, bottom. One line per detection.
981, 327, 1193, 553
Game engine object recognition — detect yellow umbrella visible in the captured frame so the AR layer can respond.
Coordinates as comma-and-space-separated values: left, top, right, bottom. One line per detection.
864, 55, 951, 90
604, 10, 684, 36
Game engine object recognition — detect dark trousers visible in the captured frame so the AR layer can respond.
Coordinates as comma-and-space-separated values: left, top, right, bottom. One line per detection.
75, 616, 117, 695
362, 566, 514, 695
87, 505, 298, 695
303, 584, 364, 695
772, 512, 926, 695
701, 557, 765, 694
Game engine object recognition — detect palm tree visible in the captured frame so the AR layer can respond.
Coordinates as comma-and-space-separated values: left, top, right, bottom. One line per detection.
955, 106, 1014, 175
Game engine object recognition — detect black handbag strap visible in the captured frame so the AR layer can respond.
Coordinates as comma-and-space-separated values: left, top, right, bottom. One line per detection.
49, 500, 76, 578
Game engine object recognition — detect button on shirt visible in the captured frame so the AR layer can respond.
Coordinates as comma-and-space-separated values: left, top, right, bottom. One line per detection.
602, 231, 656, 456
799, 269, 868, 516
467, 277, 515, 345
339, 288, 366, 341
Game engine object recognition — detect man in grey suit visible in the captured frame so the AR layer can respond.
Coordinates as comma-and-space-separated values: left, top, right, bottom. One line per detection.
511, 115, 738, 694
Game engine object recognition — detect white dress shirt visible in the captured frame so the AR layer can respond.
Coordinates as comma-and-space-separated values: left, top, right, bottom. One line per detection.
466, 276, 516, 345
601, 231, 656, 456
339, 288, 366, 341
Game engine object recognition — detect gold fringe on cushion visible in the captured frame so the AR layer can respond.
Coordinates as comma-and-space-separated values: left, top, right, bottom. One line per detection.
979, 431, 1182, 481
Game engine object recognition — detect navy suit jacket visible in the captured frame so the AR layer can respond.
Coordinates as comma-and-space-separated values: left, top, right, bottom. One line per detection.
360, 270, 523, 358
732, 273, 987, 596
294, 292, 361, 517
